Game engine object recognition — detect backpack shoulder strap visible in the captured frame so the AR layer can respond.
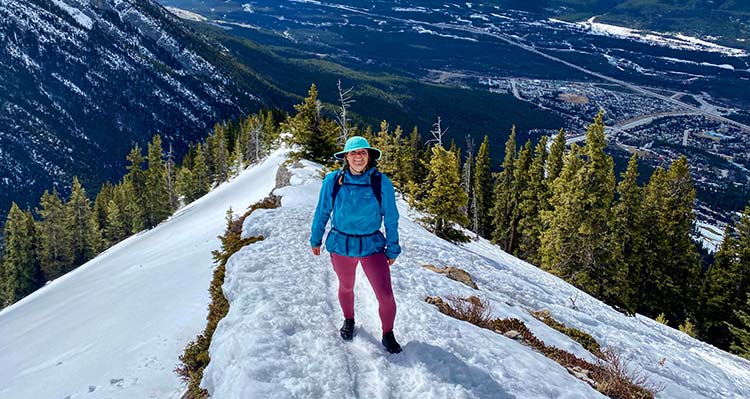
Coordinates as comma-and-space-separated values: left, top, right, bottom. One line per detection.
331, 170, 344, 205
370, 170, 382, 207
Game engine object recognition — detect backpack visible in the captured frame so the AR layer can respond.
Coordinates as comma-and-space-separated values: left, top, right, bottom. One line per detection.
332, 169, 382, 207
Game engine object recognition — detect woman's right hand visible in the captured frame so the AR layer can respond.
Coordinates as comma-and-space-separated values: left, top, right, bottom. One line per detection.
312, 247, 321, 256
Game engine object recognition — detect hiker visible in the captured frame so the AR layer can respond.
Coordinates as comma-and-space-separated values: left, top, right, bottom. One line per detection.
310, 136, 403, 354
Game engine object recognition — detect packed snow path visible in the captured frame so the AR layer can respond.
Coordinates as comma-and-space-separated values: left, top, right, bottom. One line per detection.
0, 152, 285, 399
203, 161, 750, 399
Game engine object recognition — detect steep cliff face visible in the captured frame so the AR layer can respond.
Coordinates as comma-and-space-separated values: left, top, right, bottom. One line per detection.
0, 0, 266, 216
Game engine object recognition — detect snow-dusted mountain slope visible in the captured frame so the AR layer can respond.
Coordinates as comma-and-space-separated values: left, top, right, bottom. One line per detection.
0, 0, 270, 219
1, 151, 749, 398
0, 151, 285, 399
205, 160, 750, 399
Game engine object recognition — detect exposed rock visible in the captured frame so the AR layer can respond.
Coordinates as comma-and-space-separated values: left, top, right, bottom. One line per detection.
569, 366, 597, 386
275, 162, 293, 189
503, 330, 522, 340
422, 264, 479, 289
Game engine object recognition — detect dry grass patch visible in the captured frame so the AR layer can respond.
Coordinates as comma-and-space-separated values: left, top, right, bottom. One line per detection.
425, 295, 662, 399
175, 195, 280, 399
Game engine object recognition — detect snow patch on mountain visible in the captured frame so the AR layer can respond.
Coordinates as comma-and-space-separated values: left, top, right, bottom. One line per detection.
50, 0, 93, 30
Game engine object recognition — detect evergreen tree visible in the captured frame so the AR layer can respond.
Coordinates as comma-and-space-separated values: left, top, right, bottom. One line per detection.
640, 156, 701, 324
145, 135, 171, 228
400, 127, 427, 197
372, 121, 400, 178
165, 144, 179, 211
506, 140, 533, 255
2, 203, 42, 306
36, 189, 73, 281
67, 177, 101, 267
541, 112, 628, 309
125, 145, 147, 231
211, 124, 230, 183
728, 294, 750, 359
517, 136, 548, 265
105, 199, 128, 245
285, 84, 338, 164
192, 143, 211, 200
423, 144, 469, 241
474, 135, 493, 238
461, 137, 476, 231
176, 165, 196, 203
699, 208, 750, 349
491, 126, 517, 250
613, 153, 645, 314
547, 128, 566, 184
92, 182, 113, 237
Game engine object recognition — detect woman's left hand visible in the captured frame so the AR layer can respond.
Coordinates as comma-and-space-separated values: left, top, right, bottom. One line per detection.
387, 258, 395, 266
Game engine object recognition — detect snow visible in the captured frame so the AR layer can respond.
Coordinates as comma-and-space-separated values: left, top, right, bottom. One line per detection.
553, 17, 750, 57
204, 160, 750, 398
50, 0, 93, 30
1, 151, 749, 398
0, 151, 285, 399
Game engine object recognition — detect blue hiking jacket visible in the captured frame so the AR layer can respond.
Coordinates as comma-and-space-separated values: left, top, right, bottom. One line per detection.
310, 168, 401, 259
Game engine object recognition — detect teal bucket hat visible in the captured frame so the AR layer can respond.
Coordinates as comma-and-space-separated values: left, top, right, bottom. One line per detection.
333, 136, 382, 160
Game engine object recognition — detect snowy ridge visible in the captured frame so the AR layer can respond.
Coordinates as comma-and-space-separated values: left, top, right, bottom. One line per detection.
0, 151, 286, 399
203, 160, 750, 398
0, 153, 748, 398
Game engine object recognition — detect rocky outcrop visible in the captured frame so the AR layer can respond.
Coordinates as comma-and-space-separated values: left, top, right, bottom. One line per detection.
423, 264, 479, 289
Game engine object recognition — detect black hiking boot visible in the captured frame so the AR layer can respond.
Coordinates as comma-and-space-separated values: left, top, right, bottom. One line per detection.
381, 331, 402, 354
340, 318, 355, 341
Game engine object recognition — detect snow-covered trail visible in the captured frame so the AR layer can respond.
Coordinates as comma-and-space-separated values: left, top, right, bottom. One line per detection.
203, 162, 604, 399
0, 151, 285, 399
204, 160, 750, 399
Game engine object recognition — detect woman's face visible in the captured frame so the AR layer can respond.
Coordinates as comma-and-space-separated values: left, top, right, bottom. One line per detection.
346, 149, 369, 173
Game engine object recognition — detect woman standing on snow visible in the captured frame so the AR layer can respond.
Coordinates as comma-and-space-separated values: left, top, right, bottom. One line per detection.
310, 136, 402, 354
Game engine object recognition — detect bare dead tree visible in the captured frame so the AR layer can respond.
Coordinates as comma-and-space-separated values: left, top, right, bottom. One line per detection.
335, 79, 355, 145
426, 116, 448, 147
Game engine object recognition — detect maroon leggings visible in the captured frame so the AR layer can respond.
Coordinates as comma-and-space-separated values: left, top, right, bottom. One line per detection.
331, 252, 397, 333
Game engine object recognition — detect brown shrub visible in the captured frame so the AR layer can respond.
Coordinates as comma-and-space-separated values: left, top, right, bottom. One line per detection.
175, 196, 279, 398
531, 310, 604, 358
425, 295, 661, 399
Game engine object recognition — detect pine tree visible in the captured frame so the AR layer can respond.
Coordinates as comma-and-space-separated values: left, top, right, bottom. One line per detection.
400, 126, 427, 197
372, 120, 399, 178
92, 182, 113, 237
211, 124, 230, 183
547, 128, 566, 184
285, 84, 338, 164
192, 143, 211, 200
517, 136, 548, 265
728, 295, 750, 359
67, 177, 101, 267
461, 137, 476, 231
613, 153, 645, 314
36, 189, 74, 281
105, 199, 128, 245
165, 144, 179, 211
144, 135, 171, 228
125, 145, 147, 231
423, 144, 469, 241
491, 126, 517, 249
2, 203, 42, 306
176, 165, 196, 203
541, 112, 628, 309
474, 135, 493, 238
699, 208, 750, 349
640, 156, 701, 324
506, 139, 533, 255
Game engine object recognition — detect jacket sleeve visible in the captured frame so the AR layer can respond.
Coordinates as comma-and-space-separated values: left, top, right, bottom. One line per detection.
381, 175, 401, 259
310, 173, 334, 247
